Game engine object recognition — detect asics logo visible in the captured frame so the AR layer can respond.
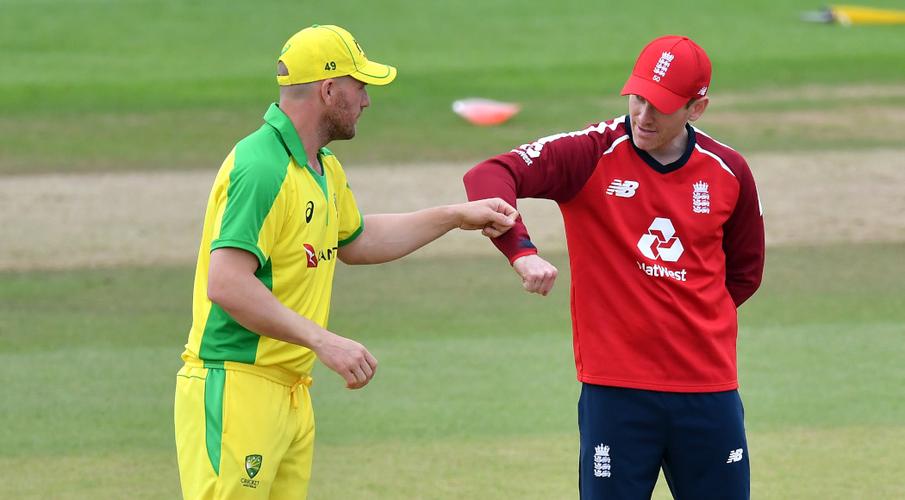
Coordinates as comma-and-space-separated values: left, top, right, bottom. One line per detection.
606, 179, 639, 198
637, 217, 684, 262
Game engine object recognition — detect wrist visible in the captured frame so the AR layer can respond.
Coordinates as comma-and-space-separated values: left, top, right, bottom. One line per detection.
307, 327, 332, 353
509, 249, 538, 266
443, 204, 464, 230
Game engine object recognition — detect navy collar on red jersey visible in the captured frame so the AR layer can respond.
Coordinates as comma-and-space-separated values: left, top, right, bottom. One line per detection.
623, 115, 696, 174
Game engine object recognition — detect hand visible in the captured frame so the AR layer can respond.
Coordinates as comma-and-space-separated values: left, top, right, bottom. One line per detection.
455, 198, 518, 238
313, 331, 378, 389
512, 254, 558, 296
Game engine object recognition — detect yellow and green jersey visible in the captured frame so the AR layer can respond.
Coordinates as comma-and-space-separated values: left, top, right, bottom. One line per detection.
182, 103, 364, 377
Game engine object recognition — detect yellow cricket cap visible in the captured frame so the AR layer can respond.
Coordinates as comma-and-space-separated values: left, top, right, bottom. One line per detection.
277, 25, 397, 86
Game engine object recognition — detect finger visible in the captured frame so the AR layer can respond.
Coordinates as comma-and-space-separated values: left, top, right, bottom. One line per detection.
540, 273, 557, 296
346, 367, 368, 389
483, 226, 503, 238
340, 369, 357, 388
350, 366, 367, 386
541, 267, 558, 293
365, 351, 378, 371
488, 211, 514, 229
493, 198, 518, 217
360, 360, 374, 379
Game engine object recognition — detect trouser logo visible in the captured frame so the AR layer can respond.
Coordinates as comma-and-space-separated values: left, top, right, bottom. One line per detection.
242, 454, 262, 488
593, 444, 612, 478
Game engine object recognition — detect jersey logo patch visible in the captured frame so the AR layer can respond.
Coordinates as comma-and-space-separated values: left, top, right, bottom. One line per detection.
692, 181, 710, 214
304, 244, 319, 268
637, 217, 684, 262
606, 179, 639, 198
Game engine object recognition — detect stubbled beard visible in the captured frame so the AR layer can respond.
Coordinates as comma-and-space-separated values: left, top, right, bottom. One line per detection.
325, 99, 356, 141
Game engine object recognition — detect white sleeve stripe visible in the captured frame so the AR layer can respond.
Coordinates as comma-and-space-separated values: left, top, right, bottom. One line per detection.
692, 126, 736, 152
602, 134, 630, 156
694, 144, 736, 177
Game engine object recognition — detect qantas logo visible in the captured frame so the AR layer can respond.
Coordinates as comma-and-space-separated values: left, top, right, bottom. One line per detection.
303, 243, 338, 268
303, 244, 318, 268
606, 179, 639, 198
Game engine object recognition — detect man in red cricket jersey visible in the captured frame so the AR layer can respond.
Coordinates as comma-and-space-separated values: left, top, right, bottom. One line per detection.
463, 35, 764, 499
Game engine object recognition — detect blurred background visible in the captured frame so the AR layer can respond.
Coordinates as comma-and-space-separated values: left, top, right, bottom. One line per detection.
1, 0, 903, 498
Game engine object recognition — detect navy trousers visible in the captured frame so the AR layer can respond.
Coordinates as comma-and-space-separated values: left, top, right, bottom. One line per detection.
578, 384, 750, 500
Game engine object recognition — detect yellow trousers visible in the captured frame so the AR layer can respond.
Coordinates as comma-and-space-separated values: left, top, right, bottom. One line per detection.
174, 361, 315, 499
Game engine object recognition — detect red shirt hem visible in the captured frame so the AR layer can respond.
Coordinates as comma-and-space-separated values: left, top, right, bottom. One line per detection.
577, 374, 739, 393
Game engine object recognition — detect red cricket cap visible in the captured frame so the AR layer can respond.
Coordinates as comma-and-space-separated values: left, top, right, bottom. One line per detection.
620, 35, 712, 114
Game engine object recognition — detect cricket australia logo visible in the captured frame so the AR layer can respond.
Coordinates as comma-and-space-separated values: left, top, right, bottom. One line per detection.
652, 51, 674, 82
637, 217, 684, 262
606, 179, 639, 198
692, 181, 711, 214
593, 444, 612, 478
241, 454, 262, 489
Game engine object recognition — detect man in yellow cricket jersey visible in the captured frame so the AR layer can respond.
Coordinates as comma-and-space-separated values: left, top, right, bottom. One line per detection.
174, 24, 517, 499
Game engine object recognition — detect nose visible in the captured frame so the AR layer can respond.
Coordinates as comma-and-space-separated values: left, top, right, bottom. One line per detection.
362, 88, 371, 109
637, 101, 655, 123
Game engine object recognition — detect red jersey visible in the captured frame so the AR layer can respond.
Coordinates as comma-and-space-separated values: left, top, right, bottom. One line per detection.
463, 115, 764, 392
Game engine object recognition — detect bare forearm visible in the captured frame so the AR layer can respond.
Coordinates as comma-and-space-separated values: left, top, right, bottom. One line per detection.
341, 207, 460, 264
209, 271, 328, 350
207, 247, 377, 388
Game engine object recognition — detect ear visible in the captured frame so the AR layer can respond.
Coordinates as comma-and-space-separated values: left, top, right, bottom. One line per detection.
319, 78, 336, 104
688, 96, 709, 121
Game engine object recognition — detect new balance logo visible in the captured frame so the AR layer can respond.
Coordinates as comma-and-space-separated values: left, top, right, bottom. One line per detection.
726, 448, 744, 464
606, 179, 639, 198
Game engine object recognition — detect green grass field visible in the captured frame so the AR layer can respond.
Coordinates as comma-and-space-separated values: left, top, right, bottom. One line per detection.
2, 0, 905, 497
1, 244, 904, 498
2, 0, 905, 172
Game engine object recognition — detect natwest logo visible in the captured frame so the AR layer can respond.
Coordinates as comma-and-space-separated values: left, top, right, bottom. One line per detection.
637, 217, 684, 262
303, 243, 338, 268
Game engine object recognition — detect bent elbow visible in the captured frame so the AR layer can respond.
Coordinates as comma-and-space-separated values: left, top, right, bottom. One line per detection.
337, 253, 362, 266
462, 166, 484, 199
207, 280, 225, 306
207, 272, 234, 307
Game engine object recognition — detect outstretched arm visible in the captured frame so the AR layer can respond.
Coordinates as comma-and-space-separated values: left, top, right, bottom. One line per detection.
208, 247, 378, 389
463, 120, 619, 295
338, 198, 518, 265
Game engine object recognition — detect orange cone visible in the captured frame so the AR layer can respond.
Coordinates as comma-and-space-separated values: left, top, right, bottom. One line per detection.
452, 98, 521, 126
